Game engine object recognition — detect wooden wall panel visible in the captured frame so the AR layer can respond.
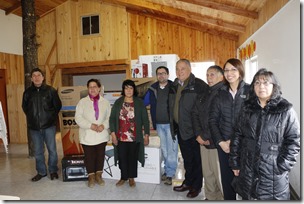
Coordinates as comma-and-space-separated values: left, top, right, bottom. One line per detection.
0, 52, 24, 84
37, 11, 59, 87
6, 84, 27, 143
55, 0, 129, 64
56, 1, 73, 64
0, 52, 26, 144
129, 13, 236, 66
37, 11, 57, 67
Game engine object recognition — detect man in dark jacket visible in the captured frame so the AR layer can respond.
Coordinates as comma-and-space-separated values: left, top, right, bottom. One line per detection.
192, 65, 224, 200
144, 66, 177, 185
169, 59, 209, 198
22, 68, 62, 182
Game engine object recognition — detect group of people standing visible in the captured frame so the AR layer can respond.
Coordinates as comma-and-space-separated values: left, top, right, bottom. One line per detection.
143, 57, 300, 200
22, 56, 300, 200
22, 68, 151, 189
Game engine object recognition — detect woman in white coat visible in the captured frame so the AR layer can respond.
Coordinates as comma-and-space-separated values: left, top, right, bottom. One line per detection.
75, 79, 111, 188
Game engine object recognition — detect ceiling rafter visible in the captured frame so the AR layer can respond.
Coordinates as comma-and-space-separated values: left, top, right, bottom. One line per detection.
178, 0, 258, 19
5, 1, 20, 15
101, 0, 245, 34
127, 8, 239, 41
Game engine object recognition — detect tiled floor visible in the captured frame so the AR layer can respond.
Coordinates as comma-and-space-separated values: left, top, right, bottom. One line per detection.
0, 133, 206, 201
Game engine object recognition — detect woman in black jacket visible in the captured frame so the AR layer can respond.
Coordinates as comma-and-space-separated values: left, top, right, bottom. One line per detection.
209, 58, 250, 200
229, 68, 300, 200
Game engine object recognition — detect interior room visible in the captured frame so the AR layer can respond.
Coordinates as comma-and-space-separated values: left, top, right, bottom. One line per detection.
0, 0, 301, 201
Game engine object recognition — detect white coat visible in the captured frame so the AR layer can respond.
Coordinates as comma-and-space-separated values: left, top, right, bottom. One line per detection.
75, 95, 111, 145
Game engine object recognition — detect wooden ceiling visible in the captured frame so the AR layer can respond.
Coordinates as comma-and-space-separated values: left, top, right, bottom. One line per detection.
0, 0, 269, 41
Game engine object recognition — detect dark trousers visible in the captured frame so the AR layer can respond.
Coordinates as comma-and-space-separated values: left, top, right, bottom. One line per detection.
177, 128, 202, 191
117, 141, 139, 180
82, 142, 107, 174
217, 147, 236, 200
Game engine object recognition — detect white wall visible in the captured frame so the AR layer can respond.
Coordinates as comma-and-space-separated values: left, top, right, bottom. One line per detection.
0, 10, 23, 55
239, 0, 301, 196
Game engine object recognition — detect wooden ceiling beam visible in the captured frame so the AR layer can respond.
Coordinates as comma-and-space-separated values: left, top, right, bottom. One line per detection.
5, 2, 21, 15
101, 0, 246, 33
178, 0, 258, 19
55, 59, 130, 69
127, 8, 239, 41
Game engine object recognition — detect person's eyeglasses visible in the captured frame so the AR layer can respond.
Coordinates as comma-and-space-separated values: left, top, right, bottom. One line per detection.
254, 81, 272, 87
157, 72, 167, 76
223, 68, 238, 73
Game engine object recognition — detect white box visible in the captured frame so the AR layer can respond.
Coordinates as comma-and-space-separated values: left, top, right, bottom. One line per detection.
139, 54, 179, 81
103, 145, 161, 184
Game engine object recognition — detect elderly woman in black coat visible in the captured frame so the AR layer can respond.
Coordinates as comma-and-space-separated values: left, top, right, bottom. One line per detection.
229, 68, 300, 200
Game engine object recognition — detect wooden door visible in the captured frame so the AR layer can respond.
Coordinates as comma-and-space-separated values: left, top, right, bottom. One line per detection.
0, 69, 9, 143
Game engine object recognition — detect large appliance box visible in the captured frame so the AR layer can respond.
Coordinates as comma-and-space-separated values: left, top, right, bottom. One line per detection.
58, 86, 88, 156
58, 86, 88, 111
59, 111, 84, 156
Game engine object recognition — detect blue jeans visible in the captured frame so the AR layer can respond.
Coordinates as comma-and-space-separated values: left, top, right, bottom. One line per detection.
30, 126, 58, 175
156, 124, 178, 177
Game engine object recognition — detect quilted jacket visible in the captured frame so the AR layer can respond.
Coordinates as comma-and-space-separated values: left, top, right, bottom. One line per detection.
229, 96, 300, 200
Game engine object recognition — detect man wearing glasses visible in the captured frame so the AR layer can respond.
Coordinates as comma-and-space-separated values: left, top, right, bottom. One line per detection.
144, 66, 178, 186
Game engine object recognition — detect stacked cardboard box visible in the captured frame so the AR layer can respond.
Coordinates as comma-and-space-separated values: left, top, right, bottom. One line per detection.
58, 86, 88, 181
58, 86, 88, 156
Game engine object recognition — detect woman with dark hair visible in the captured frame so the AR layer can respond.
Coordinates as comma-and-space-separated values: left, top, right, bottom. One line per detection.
229, 68, 300, 200
109, 79, 150, 188
75, 78, 111, 188
209, 58, 250, 200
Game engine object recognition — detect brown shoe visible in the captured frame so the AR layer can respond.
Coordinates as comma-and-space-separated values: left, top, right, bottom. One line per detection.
186, 189, 201, 198
173, 183, 191, 192
95, 171, 105, 186
88, 173, 95, 188
129, 178, 136, 187
116, 180, 126, 187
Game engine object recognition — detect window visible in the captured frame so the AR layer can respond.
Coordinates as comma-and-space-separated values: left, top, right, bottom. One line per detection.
244, 55, 258, 84
81, 15, 100, 36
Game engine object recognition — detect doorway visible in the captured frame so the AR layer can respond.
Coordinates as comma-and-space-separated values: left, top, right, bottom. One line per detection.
0, 69, 9, 143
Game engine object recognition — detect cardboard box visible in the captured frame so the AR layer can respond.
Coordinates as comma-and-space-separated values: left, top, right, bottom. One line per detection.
59, 111, 84, 156
58, 86, 88, 110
